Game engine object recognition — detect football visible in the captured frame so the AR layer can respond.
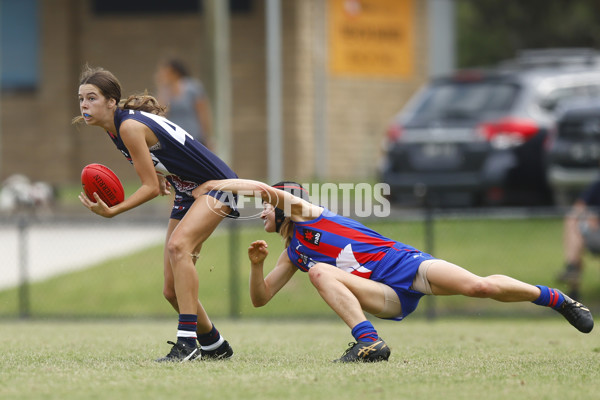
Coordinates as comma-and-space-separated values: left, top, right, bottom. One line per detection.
81, 163, 125, 207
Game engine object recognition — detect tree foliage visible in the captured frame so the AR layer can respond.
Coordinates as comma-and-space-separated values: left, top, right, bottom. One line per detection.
457, 0, 600, 68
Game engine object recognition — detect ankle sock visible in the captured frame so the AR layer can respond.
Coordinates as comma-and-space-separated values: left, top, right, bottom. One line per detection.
197, 323, 224, 351
532, 285, 565, 309
177, 314, 198, 347
351, 320, 379, 342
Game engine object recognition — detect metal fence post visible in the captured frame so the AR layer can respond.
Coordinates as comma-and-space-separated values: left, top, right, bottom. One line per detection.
415, 183, 436, 320
229, 220, 240, 318
18, 216, 31, 318
423, 195, 436, 320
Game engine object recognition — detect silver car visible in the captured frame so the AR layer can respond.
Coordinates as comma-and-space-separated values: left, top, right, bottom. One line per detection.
381, 49, 600, 207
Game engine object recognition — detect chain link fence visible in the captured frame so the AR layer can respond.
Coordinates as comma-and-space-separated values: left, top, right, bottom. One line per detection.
2, 206, 597, 320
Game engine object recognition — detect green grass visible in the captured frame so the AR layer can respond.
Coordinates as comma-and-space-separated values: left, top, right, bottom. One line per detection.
2, 217, 600, 318
1, 216, 600, 399
0, 318, 598, 400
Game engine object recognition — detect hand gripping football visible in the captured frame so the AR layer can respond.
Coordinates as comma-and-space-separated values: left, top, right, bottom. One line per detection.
81, 163, 125, 207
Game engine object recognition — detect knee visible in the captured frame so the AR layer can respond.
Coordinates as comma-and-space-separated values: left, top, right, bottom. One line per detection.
166, 236, 196, 263
308, 264, 331, 288
167, 232, 204, 263
464, 277, 498, 298
166, 237, 183, 259
163, 287, 177, 304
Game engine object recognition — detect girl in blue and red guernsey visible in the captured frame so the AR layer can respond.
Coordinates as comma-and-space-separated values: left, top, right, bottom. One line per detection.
74, 65, 236, 362
194, 179, 594, 362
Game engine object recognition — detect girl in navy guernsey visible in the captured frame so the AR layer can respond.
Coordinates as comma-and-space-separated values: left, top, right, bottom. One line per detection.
74, 65, 235, 362
194, 179, 594, 362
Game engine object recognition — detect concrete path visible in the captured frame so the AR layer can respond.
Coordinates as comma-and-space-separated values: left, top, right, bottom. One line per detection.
0, 221, 165, 290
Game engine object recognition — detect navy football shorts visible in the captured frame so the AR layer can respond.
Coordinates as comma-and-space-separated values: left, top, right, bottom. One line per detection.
171, 189, 239, 220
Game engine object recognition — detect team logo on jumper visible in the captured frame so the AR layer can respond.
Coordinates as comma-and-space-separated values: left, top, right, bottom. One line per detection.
302, 228, 321, 245
297, 252, 310, 267
170, 175, 199, 196
336, 244, 372, 279
294, 244, 316, 271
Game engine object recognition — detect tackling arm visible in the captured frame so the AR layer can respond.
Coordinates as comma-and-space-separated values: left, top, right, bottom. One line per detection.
248, 240, 297, 307
194, 178, 321, 222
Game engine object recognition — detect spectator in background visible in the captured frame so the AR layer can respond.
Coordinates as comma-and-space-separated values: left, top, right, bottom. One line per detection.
155, 58, 214, 149
558, 179, 600, 299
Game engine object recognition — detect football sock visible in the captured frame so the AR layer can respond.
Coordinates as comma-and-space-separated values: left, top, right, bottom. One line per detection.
197, 323, 224, 351
177, 314, 198, 347
351, 320, 379, 342
532, 285, 565, 309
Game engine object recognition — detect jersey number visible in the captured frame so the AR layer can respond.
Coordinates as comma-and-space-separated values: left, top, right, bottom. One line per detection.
140, 111, 192, 145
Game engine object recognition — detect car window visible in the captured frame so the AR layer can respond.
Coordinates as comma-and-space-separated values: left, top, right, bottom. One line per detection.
541, 84, 600, 111
410, 81, 519, 121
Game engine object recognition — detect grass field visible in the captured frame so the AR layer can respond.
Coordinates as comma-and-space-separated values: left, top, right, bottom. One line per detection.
0, 318, 598, 400
2, 216, 600, 318
1, 216, 600, 399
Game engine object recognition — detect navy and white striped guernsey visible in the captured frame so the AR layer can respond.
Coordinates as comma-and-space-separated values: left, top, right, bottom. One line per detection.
108, 108, 238, 198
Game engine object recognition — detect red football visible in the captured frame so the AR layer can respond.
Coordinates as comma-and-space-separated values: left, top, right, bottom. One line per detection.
81, 163, 125, 207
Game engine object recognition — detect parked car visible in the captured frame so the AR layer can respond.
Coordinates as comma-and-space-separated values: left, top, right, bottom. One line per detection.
547, 99, 600, 205
380, 48, 600, 207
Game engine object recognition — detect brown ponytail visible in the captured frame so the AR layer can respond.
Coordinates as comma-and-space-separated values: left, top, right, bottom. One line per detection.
120, 91, 167, 116
279, 218, 294, 248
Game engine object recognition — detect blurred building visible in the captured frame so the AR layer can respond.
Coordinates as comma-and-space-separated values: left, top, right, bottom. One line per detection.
0, 0, 437, 185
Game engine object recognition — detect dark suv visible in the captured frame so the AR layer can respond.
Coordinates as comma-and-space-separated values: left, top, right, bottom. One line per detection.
380, 49, 600, 207
547, 99, 600, 205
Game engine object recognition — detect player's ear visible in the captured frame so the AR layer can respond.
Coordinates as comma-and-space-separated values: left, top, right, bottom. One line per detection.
107, 97, 117, 109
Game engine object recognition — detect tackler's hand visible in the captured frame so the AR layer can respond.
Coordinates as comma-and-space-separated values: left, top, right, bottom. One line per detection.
248, 240, 269, 265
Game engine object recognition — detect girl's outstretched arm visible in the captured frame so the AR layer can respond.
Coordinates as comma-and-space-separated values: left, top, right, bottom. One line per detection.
248, 240, 297, 307
195, 178, 321, 221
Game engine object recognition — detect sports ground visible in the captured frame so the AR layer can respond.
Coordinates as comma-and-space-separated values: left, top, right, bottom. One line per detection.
1, 216, 599, 399
1, 318, 598, 400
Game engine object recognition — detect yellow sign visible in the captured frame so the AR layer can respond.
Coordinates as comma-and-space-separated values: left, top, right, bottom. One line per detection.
329, 0, 414, 78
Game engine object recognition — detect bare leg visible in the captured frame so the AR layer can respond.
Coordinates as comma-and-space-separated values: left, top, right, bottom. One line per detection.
308, 263, 388, 328
564, 205, 586, 267
308, 263, 395, 362
424, 260, 541, 302
560, 201, 598, 296
163, 196, 229, 332
163, 219, 214, 333
424, 260, 594, 333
